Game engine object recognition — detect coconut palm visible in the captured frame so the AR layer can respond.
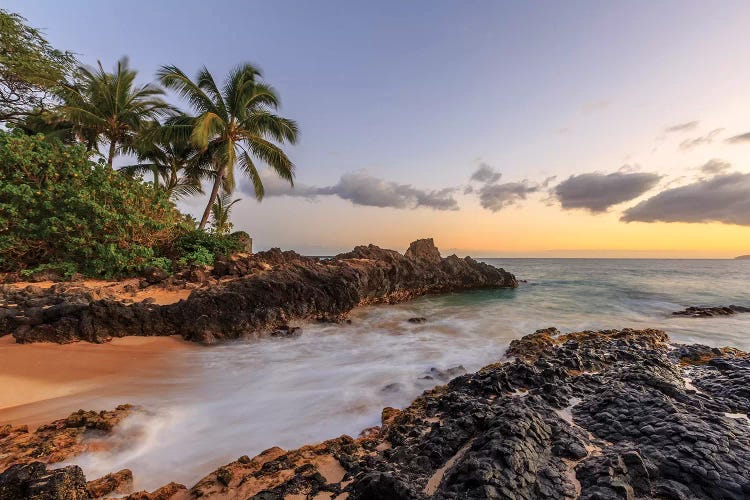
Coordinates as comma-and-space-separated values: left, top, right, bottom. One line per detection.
157, 63, 298, 229
60, 57, 171, 168
210, 192, 241, 235
121, 122, 213, 200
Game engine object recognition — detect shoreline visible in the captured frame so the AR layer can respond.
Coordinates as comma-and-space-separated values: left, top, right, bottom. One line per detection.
0, 335, 197, 429
2, 327, 749, 499
2, 238, 518, 345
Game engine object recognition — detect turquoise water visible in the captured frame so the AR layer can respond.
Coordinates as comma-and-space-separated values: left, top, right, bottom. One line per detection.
474, 258, 750, 348
66, 258, 750, 489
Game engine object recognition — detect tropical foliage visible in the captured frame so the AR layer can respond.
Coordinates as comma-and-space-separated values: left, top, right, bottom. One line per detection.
210, 193, 241, 235
60, 57, 172, 167
121, 125, 211, 200
0, 10, 298, 278
158, 64, 298, 228
0, 131, 190, 276
0, 9, 75, 122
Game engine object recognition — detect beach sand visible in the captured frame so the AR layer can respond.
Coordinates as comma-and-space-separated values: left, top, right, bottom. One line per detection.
0, 335, 197, 429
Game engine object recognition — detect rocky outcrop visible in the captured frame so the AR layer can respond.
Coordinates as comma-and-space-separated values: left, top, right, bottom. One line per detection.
6, 328, 749, 499
85, 469, 133, 498
0, 462, 89, 500
672, 305, 750, 317
177, 327, 750, 499
5, 239, 517, 344
0, 406, 137, 470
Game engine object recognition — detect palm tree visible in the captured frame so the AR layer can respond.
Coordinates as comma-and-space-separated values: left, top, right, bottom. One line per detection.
60, 57, 171, 168
210, 192, 241, 235
157, 63, 298, 229
121, 122, 212, 200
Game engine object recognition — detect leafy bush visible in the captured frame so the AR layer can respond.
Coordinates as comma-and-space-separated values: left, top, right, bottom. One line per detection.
0, 131, 192, 277
19, 261, 78, 279
173, 229, 246, 267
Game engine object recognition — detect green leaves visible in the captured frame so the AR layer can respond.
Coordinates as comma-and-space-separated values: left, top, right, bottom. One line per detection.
0, 131, 191, 277
158, 63, 298, 229
60, 57, 172, 167
0, 9, 76, 122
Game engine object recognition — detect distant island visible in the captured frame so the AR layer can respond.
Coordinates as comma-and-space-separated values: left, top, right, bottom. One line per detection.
736, 255, 750, 260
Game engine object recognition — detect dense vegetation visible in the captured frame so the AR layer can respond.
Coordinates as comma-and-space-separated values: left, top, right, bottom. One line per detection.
0, 9, 297, 279
0, 131, 248, 277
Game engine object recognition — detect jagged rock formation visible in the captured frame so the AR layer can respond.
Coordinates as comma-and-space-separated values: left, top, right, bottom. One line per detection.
183, 328, 750, 499
4, 328, 750, 499
0, 405, 136, 471
0, 463, 89, 500
672, 305, 750, 317
3, 239, 517, 344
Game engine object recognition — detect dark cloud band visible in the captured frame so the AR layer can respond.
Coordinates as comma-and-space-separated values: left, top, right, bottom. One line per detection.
253, 171, 459, 211
621, 172, 750, 226
554, 171, 661, 213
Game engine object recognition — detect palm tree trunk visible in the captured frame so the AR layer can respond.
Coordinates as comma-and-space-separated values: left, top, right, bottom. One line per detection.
107, 140, 117, 169
199, 164, 226, 230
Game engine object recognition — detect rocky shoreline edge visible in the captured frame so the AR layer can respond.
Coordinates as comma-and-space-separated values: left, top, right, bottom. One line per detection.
2, 327, 749, 499
0, 238, 517, 344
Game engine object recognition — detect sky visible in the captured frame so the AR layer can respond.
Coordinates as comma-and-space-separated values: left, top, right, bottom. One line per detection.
8, 0, 750, 257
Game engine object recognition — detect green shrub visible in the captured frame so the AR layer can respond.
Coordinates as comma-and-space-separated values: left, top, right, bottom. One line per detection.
19, 261, 78, 279
0, 131, 192, 277
173, 229, 245, 267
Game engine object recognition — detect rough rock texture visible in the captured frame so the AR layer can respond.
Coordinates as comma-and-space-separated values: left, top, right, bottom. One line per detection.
6, 239, 517, 344
85, 469, 133, 498
6, 328, 750, 499
672, 305, 750, 317
119, 482, 187, 500
159, 328, 750, 499
0, 406, 136, 470
0, 462, 89, 500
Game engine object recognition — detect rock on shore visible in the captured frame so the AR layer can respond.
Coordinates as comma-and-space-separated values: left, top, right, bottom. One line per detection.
672, 305, 750, 317
3, 238, 517, 344
3, 328, 750, 499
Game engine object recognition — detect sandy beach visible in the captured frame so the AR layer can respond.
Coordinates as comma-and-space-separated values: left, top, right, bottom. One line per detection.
0, 335, 197, 429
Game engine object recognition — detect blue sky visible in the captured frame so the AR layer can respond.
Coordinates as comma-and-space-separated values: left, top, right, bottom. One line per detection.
8, 1, 750, 256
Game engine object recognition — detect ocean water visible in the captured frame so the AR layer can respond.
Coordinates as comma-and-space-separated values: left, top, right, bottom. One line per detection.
64, 259, 750, 490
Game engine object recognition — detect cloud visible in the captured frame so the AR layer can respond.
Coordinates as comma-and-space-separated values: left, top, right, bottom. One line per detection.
699, 159, 731, 175
621, 172, 750, 225
664, 121, 699, 133
726, 131, 750, 144
477, 181, 538, 211
679, 128, 723, 150
470, 163, 502, 184
252, 171, 459, 211
554, 171, 662, 213
467, 164, 541, 212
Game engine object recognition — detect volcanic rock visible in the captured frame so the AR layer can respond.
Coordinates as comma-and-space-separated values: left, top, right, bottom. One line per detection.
0, 405, 136, 470
0, 462, 89, 500
164, 328, 750, 499
5, 329, 750, 499
672, 305, 750, 317
8, 239, 516, 344
86, 469, 133, 498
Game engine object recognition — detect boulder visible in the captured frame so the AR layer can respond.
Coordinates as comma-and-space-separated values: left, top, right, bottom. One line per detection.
86, 469, 133, 498
0, 463, 89, 500
404, 238, 442, 264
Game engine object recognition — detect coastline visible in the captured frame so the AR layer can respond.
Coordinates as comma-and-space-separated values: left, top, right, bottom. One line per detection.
2, 327, 749, 499
0, 335, 196, 429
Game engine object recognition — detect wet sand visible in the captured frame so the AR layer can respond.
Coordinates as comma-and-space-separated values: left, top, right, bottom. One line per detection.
0, 335, 198, 429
